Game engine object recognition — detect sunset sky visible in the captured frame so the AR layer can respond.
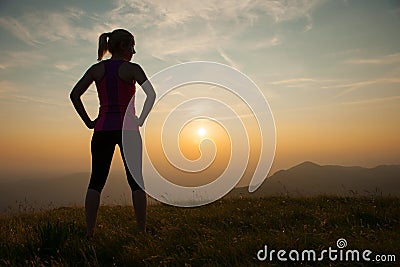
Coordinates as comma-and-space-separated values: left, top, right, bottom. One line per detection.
0, 0, 399, 185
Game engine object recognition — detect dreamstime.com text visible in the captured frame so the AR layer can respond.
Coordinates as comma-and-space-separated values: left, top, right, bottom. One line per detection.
257, 238, 396, 263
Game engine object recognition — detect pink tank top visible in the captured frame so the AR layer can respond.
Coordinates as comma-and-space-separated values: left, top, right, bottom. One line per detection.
94, 59, 138, 131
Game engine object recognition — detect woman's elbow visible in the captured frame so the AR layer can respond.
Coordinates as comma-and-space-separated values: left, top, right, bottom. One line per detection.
70, 91, 80, 103
149, 91, 156, 101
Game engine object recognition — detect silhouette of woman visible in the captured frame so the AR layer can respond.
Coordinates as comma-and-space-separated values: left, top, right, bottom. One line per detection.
70, 29, 155, 236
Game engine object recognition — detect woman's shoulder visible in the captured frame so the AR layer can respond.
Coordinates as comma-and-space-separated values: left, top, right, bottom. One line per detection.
87, 61, 106, 81
120, 62, 147, 84
91, 60, 107, 69
121, 61, 143, 71
86, 61, 104, 72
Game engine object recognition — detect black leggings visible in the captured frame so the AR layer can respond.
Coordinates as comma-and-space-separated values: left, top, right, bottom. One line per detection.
88, 130, 143, 193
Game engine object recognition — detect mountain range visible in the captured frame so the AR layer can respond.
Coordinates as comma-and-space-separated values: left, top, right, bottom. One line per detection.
230, 161, 400, 197
0, 162, 399, 212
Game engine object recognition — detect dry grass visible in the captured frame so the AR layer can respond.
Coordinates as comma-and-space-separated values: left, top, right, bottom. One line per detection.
0, 196, 399, 266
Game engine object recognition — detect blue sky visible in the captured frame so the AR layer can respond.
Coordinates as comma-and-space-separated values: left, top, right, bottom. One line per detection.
0, 0, 399, 178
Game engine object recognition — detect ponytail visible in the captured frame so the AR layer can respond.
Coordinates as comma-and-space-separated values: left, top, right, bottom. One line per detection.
97, 32, 111, 61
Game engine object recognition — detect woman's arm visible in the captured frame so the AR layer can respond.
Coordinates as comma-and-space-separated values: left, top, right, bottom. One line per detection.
137, 80, 156, 126
132, 64, 156, 126
70, 67, 97, 129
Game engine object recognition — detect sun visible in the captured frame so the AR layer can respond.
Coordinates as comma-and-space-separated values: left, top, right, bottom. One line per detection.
197, 127, 206, 137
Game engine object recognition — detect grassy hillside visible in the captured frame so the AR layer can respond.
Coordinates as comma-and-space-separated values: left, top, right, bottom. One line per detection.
1, 196, 399, 266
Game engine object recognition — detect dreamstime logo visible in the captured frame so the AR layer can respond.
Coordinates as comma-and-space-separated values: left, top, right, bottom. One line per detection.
123, 61, 276, 207
336, 238, 347, 249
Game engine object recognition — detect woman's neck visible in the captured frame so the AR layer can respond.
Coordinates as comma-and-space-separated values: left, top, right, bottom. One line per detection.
110, 53, 127, 60
110, 56, 125, 60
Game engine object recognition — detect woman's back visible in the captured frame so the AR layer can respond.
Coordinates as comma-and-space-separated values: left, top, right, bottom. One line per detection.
94, 59, 137, 131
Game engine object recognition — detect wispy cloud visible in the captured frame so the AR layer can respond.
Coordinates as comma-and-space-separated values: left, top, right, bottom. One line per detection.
217, 47, 241, 70
0, 51, 47, 69
324, 48, 363, 58
0, 17, 41, 46
0, 7, 101, 46
54, 62, 80, 71
0, 80, 17, 96
269, 77, 341, 89
326, 78, 400, 89
253, 35, 283, 49
9, 94, 62, 106
329, 78, 400, 98
345, 53, 400, 65
108, 0, 320, 60
0, 0, 321, 66
0, 80, 65, 106
270, 78, 317, 85
303, 13, 313, 32
141, 30, 219, 62
257, 0, 321, 23
341, 95, 400, 106
111, 0, 272, 27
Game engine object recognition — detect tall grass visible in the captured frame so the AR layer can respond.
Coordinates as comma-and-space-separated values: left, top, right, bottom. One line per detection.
0, 196, 399, 266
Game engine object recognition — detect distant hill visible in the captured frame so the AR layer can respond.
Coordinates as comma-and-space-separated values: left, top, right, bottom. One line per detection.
0, 172, 133, 212
1, 162, 399, 211
230, 161, 400, 197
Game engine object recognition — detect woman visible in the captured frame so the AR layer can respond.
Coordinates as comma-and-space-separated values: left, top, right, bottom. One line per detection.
70, 29, 155, 236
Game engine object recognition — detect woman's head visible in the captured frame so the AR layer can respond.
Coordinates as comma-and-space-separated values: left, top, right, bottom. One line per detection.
97, 29, 135, 61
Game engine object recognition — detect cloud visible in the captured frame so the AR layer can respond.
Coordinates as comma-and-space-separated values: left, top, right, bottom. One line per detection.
268, 77, 341, 89
327, 78, 400, 89
0, 80, 17, 96
0, 17, 40, 46
140, 31, 219, 62
111, 0, 260, 27
329, 78, 400, 98
54, 62, 80, 71
255, 0, 321, 23
0, 0, 321, 65
270, 78, 316, 85
110, 0, 321, 30
340, 95, 400, 106
0, 80, 67, 107
0, 51, 47, 69
0, 7, 102, 46
345, 53, 400, 65
9, 94, 61, 106
324, 48, 363, 58
303, 13, 313, 32
217, 47, 241, 70
253, 35, 283, 49
108, 0, 321, 60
